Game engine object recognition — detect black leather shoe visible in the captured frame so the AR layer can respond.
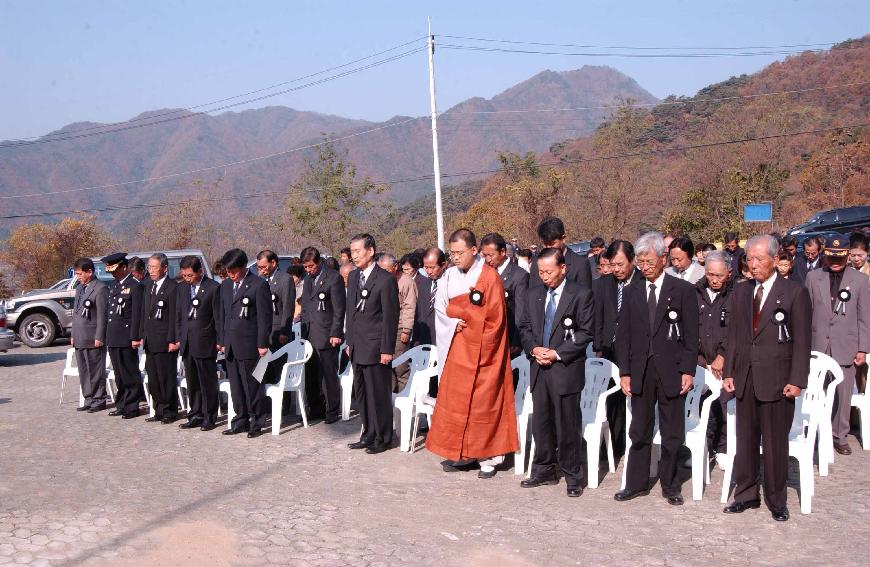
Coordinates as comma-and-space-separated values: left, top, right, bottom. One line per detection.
666, 494, 684, 506
477, 468, 497, 479
442, 460, 478, 472
247, 428, 263, 438
365, 443, 389, 454
614, 488, 650, 502
76, 405, 90, 412
200, 423, 217, 431
834, 443, 852, 455
161, 415, 178, 424
324, 415, 341, 424
567, 487, 583, 498
771, 507, 789, 522
87, 404, 106, 413
520, 475, 558, 488
723, 500, 761, 514
348, 440, 371, 450
145, 416, 162, 422
222, 427, 245, 436
179, 420, 202, 429
108, 409, 124, 416
121, 411, 140, 419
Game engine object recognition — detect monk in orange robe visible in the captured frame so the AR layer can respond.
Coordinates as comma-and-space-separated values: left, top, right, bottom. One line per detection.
425, 228, 518, 478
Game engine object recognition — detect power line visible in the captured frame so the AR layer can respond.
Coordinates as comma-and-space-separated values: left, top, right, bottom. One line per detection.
0, 46, 426, 149
0, 117, 422, 200
438, 43, 847, 59
3, 122, 865, 221
4, 36, 428, 144
438, 34, 843, 51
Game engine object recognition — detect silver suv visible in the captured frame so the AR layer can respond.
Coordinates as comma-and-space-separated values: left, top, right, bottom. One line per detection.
3, 249, 210, 348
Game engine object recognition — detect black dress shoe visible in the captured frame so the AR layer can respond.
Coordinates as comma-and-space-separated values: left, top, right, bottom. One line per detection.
348, 440, 371, 450
161, 415, 178, 424
200, 423, 217, 431
834, 443, 852, 455
477, 468, 497, 479
723, 500, 761, 514
567, 487, 583, 498
520, 475, 559, 488
76, 405, 90, 412
122, 410, 140, 419
87, 404, 106, 413
222, 427, 245, 435
614, 488, 650, 502
247, 428, 263, 438
666, 494, 684, 506
771, 507, 789, 522
365, 443, 390, 454
179, 419, 202, 429
441, 460, 478, 472
324, 415, 341, 424
108, 409, 124, 416
145, 416, 162, 423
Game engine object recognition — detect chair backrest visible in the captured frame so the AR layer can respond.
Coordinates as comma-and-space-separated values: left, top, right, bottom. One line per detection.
65, 348, 76, 369
581, 358, 617, 424
792, 376, 824, 446
683, 365, 710, 426
512, 355, 531, 416
277, 339, 313, 389
810, 350, 844, 414
393, 344, 439, 373
412, 367, 441, 405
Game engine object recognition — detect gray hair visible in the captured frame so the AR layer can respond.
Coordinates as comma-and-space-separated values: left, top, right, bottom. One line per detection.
377, 253, 396, 268
705, 250, 731, 270
635, 232, 666, 257
149, 252, 168, 268
745, 234, 778, 259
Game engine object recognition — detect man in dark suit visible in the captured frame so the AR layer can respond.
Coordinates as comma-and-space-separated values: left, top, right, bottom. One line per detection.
217, 248, 272, 438
723, 231, 745, 281
71, 257, 109, 412
588, 236, 606, 281
175, 255, 222, 431
592, 239, 641, 459
530, 217, 592, 290
723, 235, 811, 522
790, 235, 824, 285
102, 253, 144, 418
137, 253, 179, 424
481, 233, 529, 356
519, 248, 594, 497
255, 250, 297, 411
413, 247, 446, 347
345, 234, 400, 454
299, 246, 346, 424
614, 232, 699, 506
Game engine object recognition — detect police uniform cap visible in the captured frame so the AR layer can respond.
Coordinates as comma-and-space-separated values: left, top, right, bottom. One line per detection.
101, 252, 128, 272
822, 234, 849, 258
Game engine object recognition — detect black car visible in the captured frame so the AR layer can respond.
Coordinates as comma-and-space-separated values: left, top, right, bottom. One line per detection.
787, 206, 870, 236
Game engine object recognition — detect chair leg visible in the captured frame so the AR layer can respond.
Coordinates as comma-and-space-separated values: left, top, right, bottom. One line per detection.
341, 382, 351, 421
526, 439, 536, 479
515, 417, 527, 475
59, 373, 66, 406
398, 408, 411, 452
604, 422, 615, 473
410, 412, 420, 454
720, 457, 733, 504
586, 429, 599, 489
860, 406, 870, 450
691, 448, 704, 501
621, 440, 631, 490
799, 457, 814, 514
297, 390, 308, 428
270, 393, 282, 436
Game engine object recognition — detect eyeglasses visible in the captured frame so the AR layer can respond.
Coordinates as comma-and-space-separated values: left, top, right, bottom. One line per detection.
636, 260, 659, 268
448, 249, 471, 258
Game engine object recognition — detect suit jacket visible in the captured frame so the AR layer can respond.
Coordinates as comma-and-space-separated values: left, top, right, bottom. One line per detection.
176, 276, 222, 359
724, 247, 745, 280
666, 262, 705, 285
615, 274, 700, 398
696, 278, 732, 363
345, 265, 399, 365
519, 280, 594, 395
790, 252, 822, 285
530, 247, 592, 290
592, 269, 642, 355
413, 272, 437, 345
806, 267, 870, 366
219, 274, 271, 360
106, 274, 142, 348
499, 260, 529, 351
140, 277, 178, 353
266, 270, 296, 345
300, 266, 346, 350
72, 278, 108, 348
723, 275, 811, 402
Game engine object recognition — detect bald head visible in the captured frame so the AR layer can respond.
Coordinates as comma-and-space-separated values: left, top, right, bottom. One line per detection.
339, 262, 354, 288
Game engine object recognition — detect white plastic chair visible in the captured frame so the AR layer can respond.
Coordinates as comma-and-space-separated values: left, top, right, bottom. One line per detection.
621, 397, 660, 490
809, 351, 844, 476
218, 379, 233, 428
409, 367, 441, 453
719, 399, 737, 504
338, 344, 354, 421
176, 356, 190, 414
60, 348, 80, 406
513, 355, 533, 475
579, 358, 621, 488
391, 344, 438, 452
851, 382, 869, 450
139, 349, 156, 418
264, 339, 313, 435
684, 366, 721, 500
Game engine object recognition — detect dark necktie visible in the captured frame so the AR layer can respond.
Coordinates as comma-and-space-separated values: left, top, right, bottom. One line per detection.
151, 282, 157, 296
543, 289, 557, 348
430, 279, 438, 311
233, 281, 240, 297
612, 281, 625, 343
647, 282, 657, 332
829, 270, 843, 311
77, 284, 87, 309
190, 285, 197, 300
752, 285, 764, 332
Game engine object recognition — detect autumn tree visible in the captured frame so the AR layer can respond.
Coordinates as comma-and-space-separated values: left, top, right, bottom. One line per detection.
1, 216, 114, 290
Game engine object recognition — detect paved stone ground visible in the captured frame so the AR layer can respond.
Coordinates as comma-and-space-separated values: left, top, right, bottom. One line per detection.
1, 342, 869, 566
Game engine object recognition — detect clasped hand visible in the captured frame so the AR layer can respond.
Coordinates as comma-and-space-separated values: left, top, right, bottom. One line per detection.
531, 346, 557, 366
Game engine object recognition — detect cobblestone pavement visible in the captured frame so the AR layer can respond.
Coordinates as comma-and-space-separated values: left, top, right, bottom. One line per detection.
1, 343, 869, 566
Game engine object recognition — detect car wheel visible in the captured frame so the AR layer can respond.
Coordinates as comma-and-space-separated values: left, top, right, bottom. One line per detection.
19, 313, 57, 348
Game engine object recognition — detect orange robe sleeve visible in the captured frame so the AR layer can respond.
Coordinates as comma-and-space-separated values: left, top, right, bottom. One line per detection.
425, 265, 519, 461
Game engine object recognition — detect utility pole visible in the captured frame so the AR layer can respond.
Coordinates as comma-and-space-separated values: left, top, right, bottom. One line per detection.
427, 17, 445, 250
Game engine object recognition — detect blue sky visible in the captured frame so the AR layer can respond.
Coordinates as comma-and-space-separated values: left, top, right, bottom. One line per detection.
2, 0, 867, 140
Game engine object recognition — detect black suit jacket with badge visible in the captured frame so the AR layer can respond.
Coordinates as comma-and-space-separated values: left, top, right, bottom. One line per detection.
300, 266, 346, 350
500, 260, 530, 351
519, 280, 594, 395
140, 277, 178, 353
219, 274, 272, 361
176, 276, 222, 359
266, 270, 296, 344
345, 265, 399, 365
106, 274, 143, 348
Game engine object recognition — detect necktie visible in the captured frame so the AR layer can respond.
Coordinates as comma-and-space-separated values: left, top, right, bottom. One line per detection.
612, 281, 625, 343
151, 282, 157, 295
359, 271, 366, 289
647, 282, 657, 332
233, 281, 240, 297
190, 285, 197, 300
77, 284, 87, 309
430, 279, 438, 310
543, 289, 557, 348
752, 285, 764, 332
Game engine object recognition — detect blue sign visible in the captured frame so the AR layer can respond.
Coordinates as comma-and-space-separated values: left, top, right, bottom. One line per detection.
744, 203, 773, 222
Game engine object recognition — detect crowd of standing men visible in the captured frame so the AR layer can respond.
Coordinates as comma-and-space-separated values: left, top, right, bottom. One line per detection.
68, 217, 869, 521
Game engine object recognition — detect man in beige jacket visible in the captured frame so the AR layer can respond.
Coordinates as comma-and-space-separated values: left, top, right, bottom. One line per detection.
378, 253, 418, 392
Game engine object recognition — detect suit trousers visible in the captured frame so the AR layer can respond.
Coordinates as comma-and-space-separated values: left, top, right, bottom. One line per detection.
183, 354, 219, 425
306, 346, 340, 420
733, 372, 794, 511
353, 361, 393, 446
625, 360, 686, 496
145, 350, 178, 418
76, 346, 107, 408
831, 363, 856, 444
530, 375, 586, 488
227, 355, 267, 431
108, 346, 142, 414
